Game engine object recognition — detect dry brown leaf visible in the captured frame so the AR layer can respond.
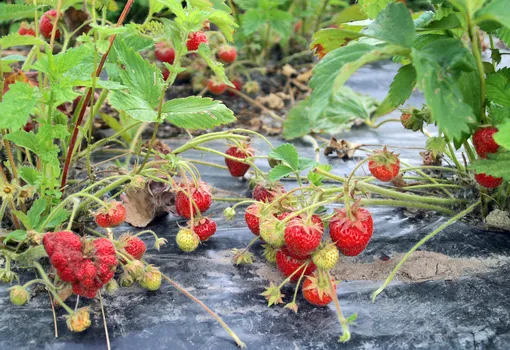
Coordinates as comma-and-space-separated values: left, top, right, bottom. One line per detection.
391, 174, 407, 188
324, 138, 362, 159
63, 7, 91, 35
281, 64, 297, 77
121, 187, 157, 228
296, 69, 312, 83
256, 93, 285, 110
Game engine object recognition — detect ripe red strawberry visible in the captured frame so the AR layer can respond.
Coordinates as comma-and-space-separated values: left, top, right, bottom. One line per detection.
155, 41, 175, 64
39, 10, 61, 39
225, 143, 254, 177
175, 182, 212, 219
217, 45, 237, 63
368, 147, 400, 182
43, 230, 82, 258
302, 275, 336, 307
473, 127, 499, 159
18, 22, 35, 37
95, 201, 126, 228
24, 122, 35, 132
193, 217, 217, 241
294, 21, 303, 32
275, 247, 316, 282
207, 78, 227, 95
253, 182, 285, 203
474, 172, 503, 188
124, 236, 146, 260
284, 215, 323, 258
227, 78, 243, 96
162, 68, 170, 80
186, 31, 208, 51
245, 203, 261, 235
329, 204, 373, 256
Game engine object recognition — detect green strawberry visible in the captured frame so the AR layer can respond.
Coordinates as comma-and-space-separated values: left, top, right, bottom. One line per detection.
9, 285, 29, 305
312, 243, 339, 270
139, 266, 162, 291
176, 228, 200, 252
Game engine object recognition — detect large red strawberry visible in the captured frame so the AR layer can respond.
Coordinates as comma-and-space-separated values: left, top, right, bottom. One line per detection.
225, 143, 254, 177
329, 204, 373, 256
155, 41, 175, 64
217, 45, 237, 63
245, 203, 261, 235
18, 22, 36, 37
175, 182, 212, 219
275, 247, 316, 282
474, 172, 503, 188
473, 127, 499, 159
284, 215, 323, 258
193, 217, 217, 241
253, 182, 285, 203
302, 275, 336, 307
368, 147, 400, 182
95, 201, 126, 228
186, 31, 208, 51
39, 10, 61, 39
207, 78, 227, 95
123, 236, 146, 260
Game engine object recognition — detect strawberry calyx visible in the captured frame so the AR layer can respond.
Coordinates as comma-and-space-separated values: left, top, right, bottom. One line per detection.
331, 201, 371, 234
368, 147, 400, 173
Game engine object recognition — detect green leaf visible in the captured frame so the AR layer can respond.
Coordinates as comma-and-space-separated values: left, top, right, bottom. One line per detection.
32, 46, 95, 83
358, 0, 395, 19
308, 164, 333, 186
114, 39, 164, 108
335, 4, 368, 24
209, 9, 238, 42
426, 137, 447, 157
43, 208, 69, 230
268, 10, 293, 39
283, 100, 312, 140
475, 0, 510, 31
298, 158, 317, 171
489, 105, 510, 125
0, 82, 39, 130
268, 144, 299, 170
12, 210, 31, 230
268, 165, 295, 182
197, 44, 233, 86
0, 33, 45, 49
449, 0, 485, 17
310, 27, 364, 55
486, 70, 510, 107
109, 91, 158, 122
162, 96, 236, 129
379, 64, 416, 112
494, 121, 510, 151
411, 39, 478, 143
19, 167, 41, 186
241, 9, 267, 35
469, 152, 510, 181
0, 4, 43, 21
157, 0, 186, 20
4, 130, 39, 152
362, 3, 415, 48
3, 230, 27, 244
28, 198, 47, 229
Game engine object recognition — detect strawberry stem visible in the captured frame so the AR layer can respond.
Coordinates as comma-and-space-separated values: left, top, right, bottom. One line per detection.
33, 262, 75, 315
326, 271, 351, 342
371, 200, 481, 302
161, 273, 246, 348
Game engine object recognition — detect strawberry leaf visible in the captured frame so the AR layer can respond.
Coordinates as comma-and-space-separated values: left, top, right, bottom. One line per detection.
426, 137, 446, 157
0, 33, 45, 49
19, 167, 41, 186
268, 143, 299, 170
494, 121, 510, 151
308, 164, 333, 186
469, 152, 510, 181
376, 64, 416, 116
109, 91, 158, 122
475, 0, 510, 31
358, 0, 395, 19
268, 165, 295, 182
27, 198, 47, 229
2, 230, 27, 244
0, 4, 43, 21
310, 27, 364, 56
0, 82, 39, 130
486, 70, 510, 107
362, 3, 415, 48
162, 96, 235, 129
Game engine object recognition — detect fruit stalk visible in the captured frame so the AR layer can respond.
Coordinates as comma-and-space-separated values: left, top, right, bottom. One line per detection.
371, 200, 481, 302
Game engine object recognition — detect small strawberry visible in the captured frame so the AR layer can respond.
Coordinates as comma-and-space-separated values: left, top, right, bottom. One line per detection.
312, 243, 339, 270
175, 182, 212, 219
207, 78, 227, 95
176, 228, 200, 252
18, 22, 36, 37
95, 201, 126, 227
473, 127, 499, 159
9, 286, 29, 306
123, 236, 147, 260
162, 68, 170, 81
193, 217, 217, 241
244, 81, 260, 94
155, 41, 176, 64
245, 203, 261, 235
253, 182, 285, 203
330, 204, 373, 256
294, 21, 303, 32
227, 79, 243, 96
217, 45, 237, 63
275, 247, 316, 282
139, 266, 162, 291
284, 215, 323, 258
66, 307, 91, 333
225, 143, 254, 177
39, 10, 61, 39
24, 122, 35, 132
474, 172, 503, 188
368, 147, 400, 182
302, 275, 336, 307
400, 112, 423, 131
186, 31, 208, 51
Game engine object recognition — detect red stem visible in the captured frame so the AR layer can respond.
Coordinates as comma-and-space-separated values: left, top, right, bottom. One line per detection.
60, 0, 135, 193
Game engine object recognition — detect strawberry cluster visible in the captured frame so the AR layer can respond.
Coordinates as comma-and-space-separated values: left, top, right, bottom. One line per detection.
43, 231, 118, 298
